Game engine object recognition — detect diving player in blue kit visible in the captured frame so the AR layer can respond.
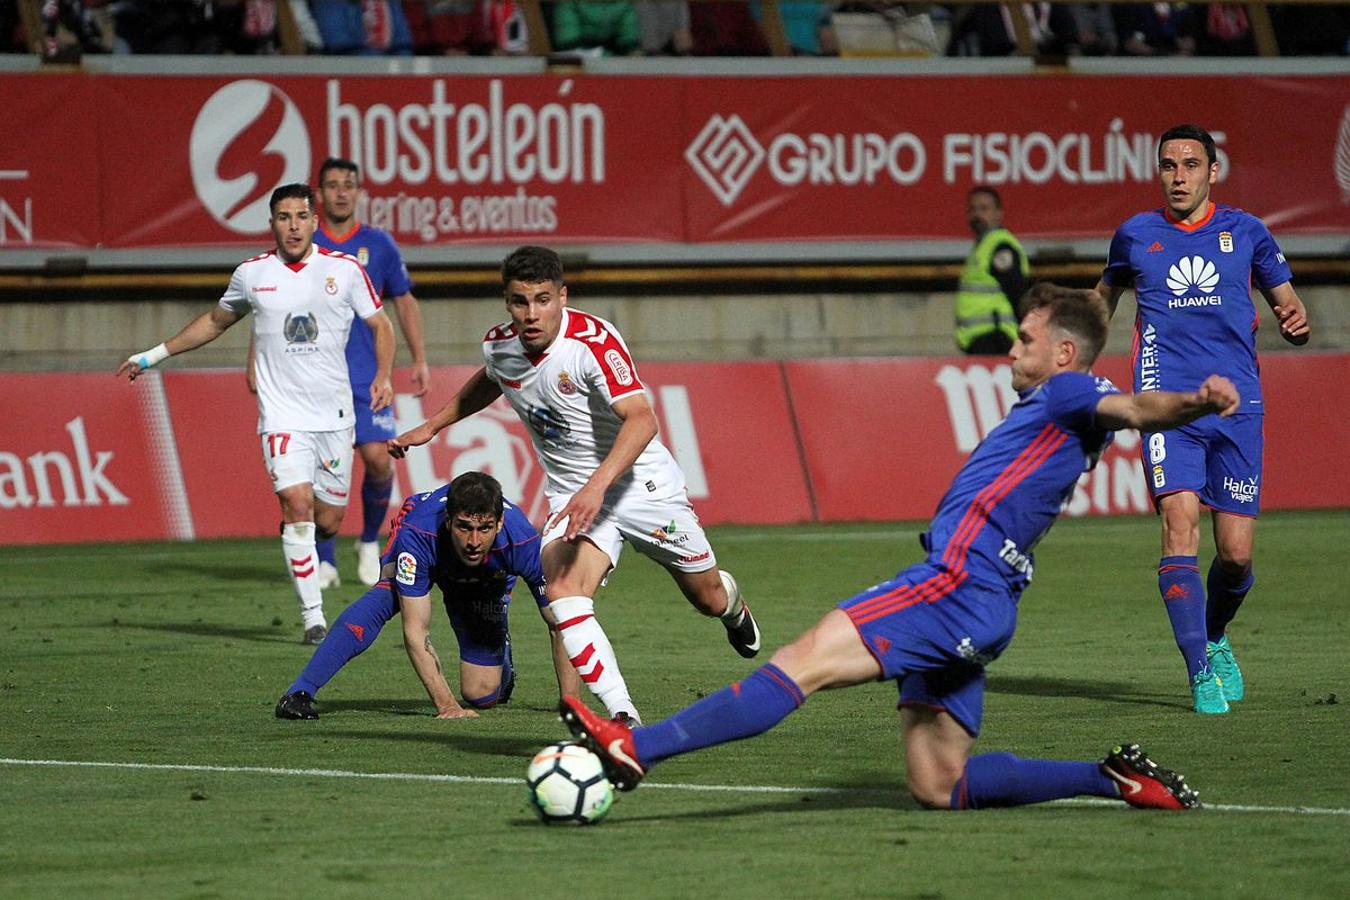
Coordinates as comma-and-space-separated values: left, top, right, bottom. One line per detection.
560, 284, 1238, 811
1095, 124, 1310, 714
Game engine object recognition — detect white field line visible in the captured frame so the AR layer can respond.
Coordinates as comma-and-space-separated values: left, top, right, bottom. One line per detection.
3, 758, 1348, 817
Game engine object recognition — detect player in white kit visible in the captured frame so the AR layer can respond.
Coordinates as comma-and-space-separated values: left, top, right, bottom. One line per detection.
391, 246, 760, 723
118, 183, 396, 644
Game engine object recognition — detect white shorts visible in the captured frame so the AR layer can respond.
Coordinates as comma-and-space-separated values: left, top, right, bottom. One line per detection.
259, 428, 355, 506
542, 487, 717, 574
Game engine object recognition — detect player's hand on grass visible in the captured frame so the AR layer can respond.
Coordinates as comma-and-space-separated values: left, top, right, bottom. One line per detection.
437, 706, 479, 719
1197, 375, 1240, 417
1273, 304, 1310, 346
369, 376, 394, 412
409, 361, 431, 398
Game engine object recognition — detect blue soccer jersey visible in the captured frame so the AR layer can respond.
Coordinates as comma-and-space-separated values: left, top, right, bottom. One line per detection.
921, 371, 1119, 596
383, 487, 548, 611
315, 223, 414, 396
1101, 203, 1291, 412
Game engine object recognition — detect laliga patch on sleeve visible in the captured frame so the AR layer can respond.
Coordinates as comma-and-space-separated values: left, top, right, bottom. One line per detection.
396, 552, 418, 586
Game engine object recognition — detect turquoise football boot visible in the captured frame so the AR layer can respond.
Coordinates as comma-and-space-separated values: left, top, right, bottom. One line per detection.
1191, 669, 1230, 715
1207, 635, 1245, 702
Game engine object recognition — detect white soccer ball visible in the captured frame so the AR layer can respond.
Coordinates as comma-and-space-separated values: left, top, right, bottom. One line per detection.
526, 742, 614, 825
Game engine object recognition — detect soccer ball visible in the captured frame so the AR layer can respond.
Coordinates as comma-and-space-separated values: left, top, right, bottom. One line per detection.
526, 742, 614, 825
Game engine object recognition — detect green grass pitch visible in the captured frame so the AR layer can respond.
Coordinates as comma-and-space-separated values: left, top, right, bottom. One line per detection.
2, 511, 1347, 899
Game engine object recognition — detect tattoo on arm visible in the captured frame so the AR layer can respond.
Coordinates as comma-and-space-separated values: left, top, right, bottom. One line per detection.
424, 634, 442, 675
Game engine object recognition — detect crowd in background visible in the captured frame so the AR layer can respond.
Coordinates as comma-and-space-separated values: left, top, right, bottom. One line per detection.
1, 0, 1346, 60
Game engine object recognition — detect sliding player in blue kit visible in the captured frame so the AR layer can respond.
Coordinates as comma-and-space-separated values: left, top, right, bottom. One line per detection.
1094, 124, 1310, 714
276, 471, 577, 720
561, 285, 1238, 812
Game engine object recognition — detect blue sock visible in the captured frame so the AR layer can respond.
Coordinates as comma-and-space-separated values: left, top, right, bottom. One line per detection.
1206, 560, 1253, 643
1159, 555, 1209, 679
360, 475, 394, 543
632, 663, 805, 767
950, 753, 1119, 809
316, 537, 337, 567
289, 586, 398, 696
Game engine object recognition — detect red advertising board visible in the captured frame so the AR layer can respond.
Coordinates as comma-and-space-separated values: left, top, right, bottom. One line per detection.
2, 70, 1346, 252
1, 354, 1345, 546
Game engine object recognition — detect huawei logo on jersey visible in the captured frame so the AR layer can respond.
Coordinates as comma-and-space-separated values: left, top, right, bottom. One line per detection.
1167, 256, 1219, 295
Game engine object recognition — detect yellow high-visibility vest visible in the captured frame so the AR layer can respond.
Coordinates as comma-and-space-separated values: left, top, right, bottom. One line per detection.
955, 228, 1028, 351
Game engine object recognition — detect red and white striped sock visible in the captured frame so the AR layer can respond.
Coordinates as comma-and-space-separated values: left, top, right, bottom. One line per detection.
548, 595, 637, 722
282, 522, 325, 629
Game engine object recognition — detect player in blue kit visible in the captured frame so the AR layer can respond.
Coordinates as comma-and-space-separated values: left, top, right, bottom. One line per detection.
1094, 124, 1310, 714
250, 158, 431, 597
560, 284, 1239, 811
276, 471, 577, 719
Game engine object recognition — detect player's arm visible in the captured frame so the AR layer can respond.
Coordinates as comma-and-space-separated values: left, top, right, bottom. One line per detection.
398, 591, 478, 719
551, 392, 658, 541
1259, 281, 1310, 346
1093, 278, 1129, 320
388, 366, 502, 458
390, 291, 431, 397
363, 309, 396, 412
245, 333, 258, 394
1094, 375, 1240, 432
117, 305, 244, 381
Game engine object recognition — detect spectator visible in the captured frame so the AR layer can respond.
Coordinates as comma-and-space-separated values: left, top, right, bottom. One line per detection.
403, 0, 492, 53
690, 0, 769, 55
1113, 3, 1196, 56
551, 0, 639, 56
947, 2, 1072, 57
310, 0, 413, 54
1066, 2, 1117, 56
1197, 3, 1254, 56
635, 0, 690, 55
756, 0, 838, 55
40, 0, 110, 61
1269, 4, 1348, 55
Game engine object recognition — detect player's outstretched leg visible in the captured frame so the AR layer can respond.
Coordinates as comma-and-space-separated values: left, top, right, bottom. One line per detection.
276, 585, 397, 719
718, 570, 762, 658
1100, 744, 1202, 810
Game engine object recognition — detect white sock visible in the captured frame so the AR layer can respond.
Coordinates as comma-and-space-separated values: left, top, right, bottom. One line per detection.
718, 569, 744, 622
282, 522, 325, 629
549, 595, 637, 721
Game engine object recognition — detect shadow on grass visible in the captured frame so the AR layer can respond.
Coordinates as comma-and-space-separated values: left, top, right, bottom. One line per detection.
987, 674, 1189, 710
117, 620, 296, 644
154, 560, 280, 583
314, 726, 543, 758
510, 777, 916, 827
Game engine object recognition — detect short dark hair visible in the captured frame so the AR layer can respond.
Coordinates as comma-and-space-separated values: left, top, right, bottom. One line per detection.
502, 245, 564, 287
445, 471, 504, 522
1019, 282, 1109, 366
319, 157, 361, 184
968, 185, 1002, 207
1158, 124, 1217, 167
269, 183, 315, 214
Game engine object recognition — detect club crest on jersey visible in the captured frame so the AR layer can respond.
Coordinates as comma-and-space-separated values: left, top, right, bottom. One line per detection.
324, 276, 338, 295
1218, 231, 1234, 253
557, 372, 578, 396
396, 552, 417, 585
357, 247, 369, 266
283, 313, 320, 348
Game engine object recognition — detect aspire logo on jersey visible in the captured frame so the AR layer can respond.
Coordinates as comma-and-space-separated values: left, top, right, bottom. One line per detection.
190, 80, 311, 234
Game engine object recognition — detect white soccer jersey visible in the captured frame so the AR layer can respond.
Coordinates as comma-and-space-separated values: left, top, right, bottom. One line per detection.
220, 246, 382, 433
482, 306, 686, 499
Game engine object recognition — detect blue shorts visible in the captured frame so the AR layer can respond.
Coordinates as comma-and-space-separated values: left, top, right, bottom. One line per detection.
352, 393, 398, 446
838, 562, 1017, 737
444, 593, 512, 667
1141, 413, 1262, 516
